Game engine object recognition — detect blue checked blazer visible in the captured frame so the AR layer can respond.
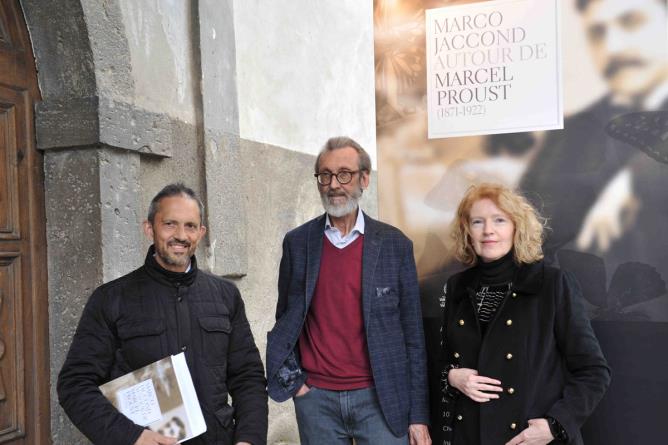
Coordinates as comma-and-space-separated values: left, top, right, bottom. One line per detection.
266, 212, 429, 436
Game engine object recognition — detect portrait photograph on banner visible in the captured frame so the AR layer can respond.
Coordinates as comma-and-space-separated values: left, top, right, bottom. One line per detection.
426, 0, 563, 138
374, 0, 668, 443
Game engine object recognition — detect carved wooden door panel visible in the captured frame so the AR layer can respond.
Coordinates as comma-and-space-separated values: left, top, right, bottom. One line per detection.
0, 1, 49, 444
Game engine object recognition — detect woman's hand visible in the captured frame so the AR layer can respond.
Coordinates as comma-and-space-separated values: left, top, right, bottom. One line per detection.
448, 367, 503, 402
504, 418, 554, 445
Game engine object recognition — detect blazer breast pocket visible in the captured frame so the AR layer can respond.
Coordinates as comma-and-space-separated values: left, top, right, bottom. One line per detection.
375, 286, 400, 307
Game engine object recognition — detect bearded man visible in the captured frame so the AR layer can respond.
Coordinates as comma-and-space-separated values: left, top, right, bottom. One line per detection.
266, 136, 431, 445
58, 183, 267, 445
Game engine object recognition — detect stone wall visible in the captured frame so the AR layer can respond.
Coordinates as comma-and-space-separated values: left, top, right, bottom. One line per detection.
21, 0, 375, 443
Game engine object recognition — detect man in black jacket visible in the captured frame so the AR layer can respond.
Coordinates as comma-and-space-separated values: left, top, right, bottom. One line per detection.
58, 183, 267, 445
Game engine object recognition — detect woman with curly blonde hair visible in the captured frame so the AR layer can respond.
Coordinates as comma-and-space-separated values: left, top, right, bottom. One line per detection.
432, 183, 610, 445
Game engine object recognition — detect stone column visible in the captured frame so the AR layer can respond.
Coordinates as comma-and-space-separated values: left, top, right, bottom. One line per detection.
197, 0, 247, 277
44, 146, 141, 445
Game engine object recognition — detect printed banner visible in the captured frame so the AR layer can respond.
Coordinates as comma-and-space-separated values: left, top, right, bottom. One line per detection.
426, 0, 562, 138
375, 0, 668, 443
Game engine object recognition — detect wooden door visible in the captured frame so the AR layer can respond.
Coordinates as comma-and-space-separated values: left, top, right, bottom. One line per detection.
0, 1, 49, 444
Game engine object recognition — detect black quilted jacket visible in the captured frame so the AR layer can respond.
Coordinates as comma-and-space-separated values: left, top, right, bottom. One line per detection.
58, 246, 267, 445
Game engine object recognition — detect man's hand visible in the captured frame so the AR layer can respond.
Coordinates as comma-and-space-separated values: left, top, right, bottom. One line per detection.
504, 418, 553, 445
133, 429, 178, 445
576, 167, 638, 252
409, 423, 431, 445
295, 383, 310, 397
448, 368, 503, 403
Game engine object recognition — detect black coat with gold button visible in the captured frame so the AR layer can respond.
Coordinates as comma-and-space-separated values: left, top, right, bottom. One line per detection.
431, 260, 610, 445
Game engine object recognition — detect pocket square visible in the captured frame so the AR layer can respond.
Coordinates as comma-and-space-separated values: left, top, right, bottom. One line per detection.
376, 287, 392, 296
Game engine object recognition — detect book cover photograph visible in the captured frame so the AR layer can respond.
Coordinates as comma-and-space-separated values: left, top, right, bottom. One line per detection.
99, 353, 206, 442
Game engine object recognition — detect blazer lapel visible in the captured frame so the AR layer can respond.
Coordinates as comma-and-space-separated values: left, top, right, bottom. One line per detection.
305, 214, 325, 312
362, 213, 382, 332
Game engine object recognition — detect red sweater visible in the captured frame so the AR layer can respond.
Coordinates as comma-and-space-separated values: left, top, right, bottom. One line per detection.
298, 235, 374, 390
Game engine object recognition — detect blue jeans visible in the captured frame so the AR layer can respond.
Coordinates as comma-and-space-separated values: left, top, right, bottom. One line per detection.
293, 386, 409, 445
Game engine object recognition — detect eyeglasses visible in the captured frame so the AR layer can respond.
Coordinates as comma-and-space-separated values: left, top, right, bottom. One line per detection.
314, 170, 360, 185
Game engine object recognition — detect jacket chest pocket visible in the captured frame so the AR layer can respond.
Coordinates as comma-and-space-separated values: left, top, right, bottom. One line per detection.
375, 286, 399, 308
117, 318, 166, 367
198, 315, 232, 367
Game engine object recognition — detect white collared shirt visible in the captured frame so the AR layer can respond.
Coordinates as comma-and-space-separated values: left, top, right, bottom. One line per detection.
610, 80, 668, 110
643, 81, 668, 110
324, 208, 365, 249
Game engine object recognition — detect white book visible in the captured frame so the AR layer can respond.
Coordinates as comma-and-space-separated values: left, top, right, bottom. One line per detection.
99, 353, 206, 443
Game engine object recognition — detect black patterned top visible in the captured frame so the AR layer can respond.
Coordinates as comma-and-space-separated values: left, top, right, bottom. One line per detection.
476, 251, 516, 335
475, 284, 510, 327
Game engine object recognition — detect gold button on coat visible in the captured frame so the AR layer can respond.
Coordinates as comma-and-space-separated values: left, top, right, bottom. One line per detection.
457, 415, 463, 421
506, 353, 513, 360
454, 352, 460, 358
511, 292, 517, 298
507, 387, 515, 394
458, 319, 465, 326
510, 423, 517, 430
506, 319, 513, 326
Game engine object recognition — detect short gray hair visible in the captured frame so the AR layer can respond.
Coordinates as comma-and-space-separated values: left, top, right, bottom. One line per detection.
314, 136, 372, 174
147, 183, 205, 225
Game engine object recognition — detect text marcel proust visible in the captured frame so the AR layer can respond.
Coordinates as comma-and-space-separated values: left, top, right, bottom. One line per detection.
431, 10, 547, 115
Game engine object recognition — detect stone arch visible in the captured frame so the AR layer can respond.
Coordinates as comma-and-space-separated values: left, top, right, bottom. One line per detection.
22, 0, 178, 157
